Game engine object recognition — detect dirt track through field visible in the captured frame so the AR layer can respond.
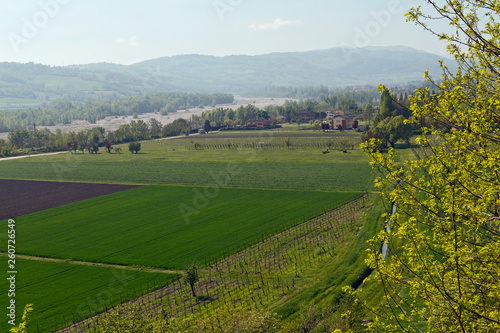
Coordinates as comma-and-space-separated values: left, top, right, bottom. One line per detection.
0, 151, 68, 161
0, 179, 141, 220
0, 253, 184, 274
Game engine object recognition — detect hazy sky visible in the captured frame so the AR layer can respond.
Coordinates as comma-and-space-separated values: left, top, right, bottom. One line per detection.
0, 0, 450, 66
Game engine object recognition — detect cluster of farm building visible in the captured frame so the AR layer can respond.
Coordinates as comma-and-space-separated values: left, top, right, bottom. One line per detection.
191, 109, 362, 132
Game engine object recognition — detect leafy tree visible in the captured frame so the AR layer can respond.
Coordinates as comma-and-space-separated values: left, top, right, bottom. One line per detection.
8, 129, 31, 148
360, 1, 500, 332
112, 124, 133, 142
78, 142, 86, 154
223, 119, 236, 128
235, 104, 260, 124
375, 90, 412, 126
324, 95, 338, 107
104, 141, 113, 153
338, 98, 359, 114
162, 118, 190, 137
259, 110, 270, 120
186, 263, 199, 298
226, 109, 236, 121
71, 141, 78, 154
148, 118, 163, 137
203, 119, 211, 133
321, 121, 330, 131
87, 127, 104, 146
316, 110, 327, 119
360, 130, 379, 146
388, 115, 412, 147
371, 119, 390, 147
373, 89, 395, 125
362, 103, 375, 125
9, 303, 33, 333
130, 120, 149, 140
75, 130, 89, 147
128, 142, 141, 154
89, 141, 99, 154
1, 147, 11, 157
373, 115, 412, 148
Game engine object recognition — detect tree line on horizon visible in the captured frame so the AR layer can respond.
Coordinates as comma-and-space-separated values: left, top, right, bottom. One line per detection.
0, 92, 234, 133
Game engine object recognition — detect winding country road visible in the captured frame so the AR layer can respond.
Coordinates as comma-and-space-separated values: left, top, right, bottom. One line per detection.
0, 151, 69, 161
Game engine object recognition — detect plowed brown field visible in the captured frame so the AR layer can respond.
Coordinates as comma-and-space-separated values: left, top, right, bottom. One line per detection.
0, 179, 140, 220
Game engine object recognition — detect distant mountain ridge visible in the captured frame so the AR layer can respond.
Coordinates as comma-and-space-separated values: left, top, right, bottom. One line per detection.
0, 46, 453, 108
131, 46, 450, 91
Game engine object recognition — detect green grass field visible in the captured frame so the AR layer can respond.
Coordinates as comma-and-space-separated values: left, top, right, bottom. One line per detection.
0, 133, 376, 191
0, 159, 375, 191
0, 258, 179, 333
11, 186, 361, 269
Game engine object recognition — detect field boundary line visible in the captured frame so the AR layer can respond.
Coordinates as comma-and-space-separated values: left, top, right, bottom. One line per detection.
0, 253, 185, 274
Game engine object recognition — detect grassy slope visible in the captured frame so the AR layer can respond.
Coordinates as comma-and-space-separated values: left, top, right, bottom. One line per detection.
355, 144, 425, 325
10, 186, 361, 269
0, 258, 179, 333
272, 196, 386, 320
